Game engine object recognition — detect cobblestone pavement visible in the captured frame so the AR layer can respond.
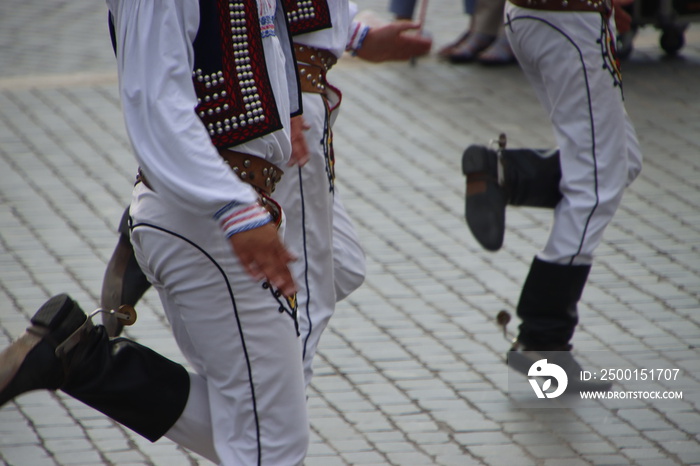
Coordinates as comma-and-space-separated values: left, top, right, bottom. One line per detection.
1, 1, 699, 465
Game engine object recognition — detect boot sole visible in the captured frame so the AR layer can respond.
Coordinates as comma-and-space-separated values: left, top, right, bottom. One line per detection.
507, 350, 613, 393
506, 349, 537, 377
462, 145, 505, 251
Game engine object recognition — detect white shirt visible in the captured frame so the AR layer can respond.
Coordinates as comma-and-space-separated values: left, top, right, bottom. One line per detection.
292, 1, 366, 58
106, 0, 291, 228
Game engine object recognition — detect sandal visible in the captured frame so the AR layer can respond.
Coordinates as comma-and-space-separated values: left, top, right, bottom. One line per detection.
437, 29, 471, 58
448, 32, 496, 64
477, 35, 516, 66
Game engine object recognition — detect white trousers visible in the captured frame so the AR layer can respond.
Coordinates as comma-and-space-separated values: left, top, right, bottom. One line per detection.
333, 191, 367, 302
273, 91, 366, 387
129, 183, 309, 466
505, 4, 642, 265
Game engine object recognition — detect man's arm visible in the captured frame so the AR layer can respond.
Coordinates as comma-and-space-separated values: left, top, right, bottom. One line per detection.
228, 224, 296, 296
350, 21, 432, 63
109, 0, 296, 294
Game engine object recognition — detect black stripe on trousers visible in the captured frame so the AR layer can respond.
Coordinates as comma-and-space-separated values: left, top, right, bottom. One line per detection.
131, 222, 263, 465
296, 167, 315, 362
506, 13, 602, 265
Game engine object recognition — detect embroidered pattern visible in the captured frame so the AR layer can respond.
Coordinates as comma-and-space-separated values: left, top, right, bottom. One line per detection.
259, 15, 276, 38
193, 0, 282, 148
321, 103, 335, 192
283, 0, 333, 35
214, 200, 272, 238
262, 282, 300, 336
346, 22, 370, 55
598, 14, 623, 93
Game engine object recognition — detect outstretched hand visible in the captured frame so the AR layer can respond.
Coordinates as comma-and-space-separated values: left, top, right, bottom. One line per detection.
356, 21, 433, 63
228, 222, 297, 297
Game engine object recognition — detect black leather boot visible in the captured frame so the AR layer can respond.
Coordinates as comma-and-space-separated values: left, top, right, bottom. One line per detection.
0, 294, 189, 441
507, 344, 613, 393
101, 206, 152, 337
506, 257, 611, 392
516, 257, 587, 348
462, 138, 562, 251
0, 294, 86, 404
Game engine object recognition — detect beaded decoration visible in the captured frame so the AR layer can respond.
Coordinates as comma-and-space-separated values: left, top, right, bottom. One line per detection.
193, 0, 283, 148
598, 14, 623, 92
283, 0, 332, 35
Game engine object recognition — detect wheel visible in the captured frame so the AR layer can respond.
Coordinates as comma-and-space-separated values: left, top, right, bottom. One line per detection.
116, 304, 137, 326
660, 27, 685, 55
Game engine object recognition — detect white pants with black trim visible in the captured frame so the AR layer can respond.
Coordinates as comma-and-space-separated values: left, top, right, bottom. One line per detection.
273, 91, 366, 388
129, 182, 309, 466
505, 4, 643, 265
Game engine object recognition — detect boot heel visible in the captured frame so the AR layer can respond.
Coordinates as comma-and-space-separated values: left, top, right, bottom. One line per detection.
31, 294, 83, 330
0, 294, 86, 406
30, 294, 88, 347
462, 144, 506, 251
462, 145, 494, 175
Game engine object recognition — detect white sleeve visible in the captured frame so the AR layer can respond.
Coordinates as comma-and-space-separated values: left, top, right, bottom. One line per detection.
345, 2, 370, 54
348, 1, 358, 19
346, 20, 370, 54
108, 0, 262, 223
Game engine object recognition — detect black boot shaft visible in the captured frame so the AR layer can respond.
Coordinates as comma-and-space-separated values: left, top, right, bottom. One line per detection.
462, 144, 564, 252
62, 327, 190, 442
501, 148, 563, 208
516, 257, 591, 349
0, 294, 189, 443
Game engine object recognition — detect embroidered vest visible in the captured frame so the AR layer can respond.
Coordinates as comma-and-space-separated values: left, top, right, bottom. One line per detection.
193, 0, 283, 148
282, 0, 332, 35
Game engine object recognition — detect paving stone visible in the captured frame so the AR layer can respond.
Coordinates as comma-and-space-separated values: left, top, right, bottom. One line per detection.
1, 1, 699, 465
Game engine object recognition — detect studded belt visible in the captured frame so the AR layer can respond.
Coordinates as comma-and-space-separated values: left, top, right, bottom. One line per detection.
136, 149, 283, 196
294, 44, 337, 71
294, 44, 337, 95
217, 148, 283, 194
508, 0, 611, 14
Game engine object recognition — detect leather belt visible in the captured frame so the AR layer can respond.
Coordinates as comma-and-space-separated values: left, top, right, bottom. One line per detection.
217, 148, 283, 195
294, 43, 337, 95
297, 64, 326, 94
136, 149, 283, 195
508, 0, 611, 14
294, 44, 337, 72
